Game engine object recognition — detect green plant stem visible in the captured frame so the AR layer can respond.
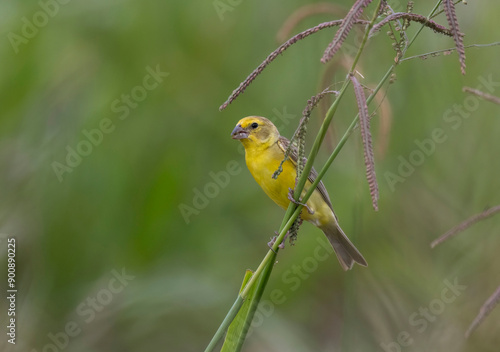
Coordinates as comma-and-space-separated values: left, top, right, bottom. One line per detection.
205, 1, 445, 351
205, 297, 244, 352
430, 0, 458, 19
231, 253, 276, 352
407, 1, 443, 51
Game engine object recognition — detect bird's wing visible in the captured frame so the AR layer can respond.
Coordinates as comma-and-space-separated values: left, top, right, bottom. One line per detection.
277, 136, 334, 211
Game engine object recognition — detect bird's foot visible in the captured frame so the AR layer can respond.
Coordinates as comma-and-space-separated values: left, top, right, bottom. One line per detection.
268, 231, 290, 251
288, 188, 314, 214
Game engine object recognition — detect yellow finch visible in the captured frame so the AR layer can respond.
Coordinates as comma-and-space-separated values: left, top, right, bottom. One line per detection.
231, 116, 367, 270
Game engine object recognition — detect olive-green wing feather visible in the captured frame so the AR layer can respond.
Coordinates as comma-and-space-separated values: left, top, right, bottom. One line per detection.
277, 136, 334, 211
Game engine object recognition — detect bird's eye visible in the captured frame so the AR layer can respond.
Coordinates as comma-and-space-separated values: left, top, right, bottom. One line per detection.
251, 122, 259, 129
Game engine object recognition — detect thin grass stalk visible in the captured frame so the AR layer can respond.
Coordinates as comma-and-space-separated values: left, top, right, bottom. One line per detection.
463, 87, 500, 105
466, 284, 500, 338
219, 19, 369, 111
204, 297, 244, 352
369, 12, 452, 38
399, 41, 500, 62
407, 1, 443, 50
321, 0, 374, 63
431, 204, 500, 248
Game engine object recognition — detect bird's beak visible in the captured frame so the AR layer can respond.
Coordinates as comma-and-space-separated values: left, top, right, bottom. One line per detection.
231, 124, 249, 140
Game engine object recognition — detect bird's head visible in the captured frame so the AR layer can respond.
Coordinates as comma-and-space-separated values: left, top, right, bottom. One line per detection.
231, 116, 280, 148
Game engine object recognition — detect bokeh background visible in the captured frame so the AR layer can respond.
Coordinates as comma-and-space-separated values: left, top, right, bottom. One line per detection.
1, 0, 499, 351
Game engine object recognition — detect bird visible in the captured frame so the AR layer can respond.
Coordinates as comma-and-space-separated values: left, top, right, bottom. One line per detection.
231, 116, 367, 270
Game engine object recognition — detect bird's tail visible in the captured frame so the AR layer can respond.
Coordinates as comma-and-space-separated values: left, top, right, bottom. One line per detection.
320, 222, 367, 271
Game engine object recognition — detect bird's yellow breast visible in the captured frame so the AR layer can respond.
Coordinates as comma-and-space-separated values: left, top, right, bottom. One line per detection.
245, 143, 297, 210
243, 142, 333, 227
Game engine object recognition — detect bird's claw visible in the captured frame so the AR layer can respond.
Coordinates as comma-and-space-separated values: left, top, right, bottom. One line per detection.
287, 188, 314, 214
268, 231, 289, 251
267, 237, 279, 252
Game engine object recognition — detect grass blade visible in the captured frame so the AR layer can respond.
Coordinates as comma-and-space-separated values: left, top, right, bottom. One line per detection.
221, 253, 277, 352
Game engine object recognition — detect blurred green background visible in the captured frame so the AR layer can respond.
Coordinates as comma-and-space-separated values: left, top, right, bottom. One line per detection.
1, 0, 499, 351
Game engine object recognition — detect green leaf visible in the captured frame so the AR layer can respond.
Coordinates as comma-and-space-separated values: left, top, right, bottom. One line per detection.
221, 252, 276, 352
